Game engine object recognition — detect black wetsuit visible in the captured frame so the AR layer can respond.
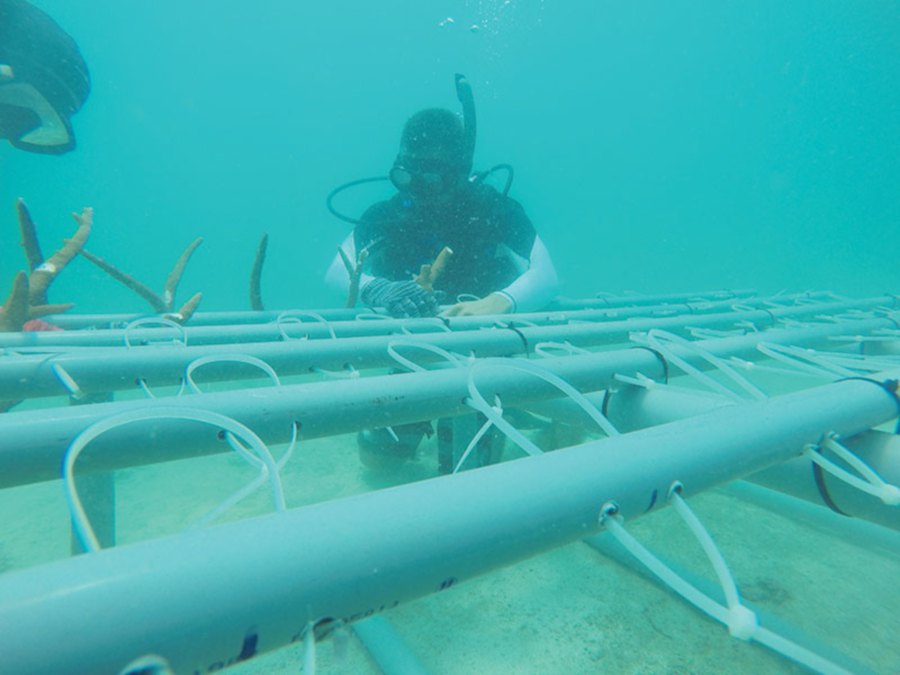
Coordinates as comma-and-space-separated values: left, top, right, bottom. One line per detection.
354, 183, 536, 301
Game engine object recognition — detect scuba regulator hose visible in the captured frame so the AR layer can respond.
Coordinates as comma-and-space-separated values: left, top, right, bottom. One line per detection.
326, 72, 512, 225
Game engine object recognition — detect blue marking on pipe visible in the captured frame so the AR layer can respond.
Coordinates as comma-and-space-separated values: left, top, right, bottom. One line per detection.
646, 489, 659, 512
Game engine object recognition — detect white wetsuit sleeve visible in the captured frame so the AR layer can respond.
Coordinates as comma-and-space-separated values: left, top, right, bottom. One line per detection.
325, 233, 375, 300
494, 235, 559, 313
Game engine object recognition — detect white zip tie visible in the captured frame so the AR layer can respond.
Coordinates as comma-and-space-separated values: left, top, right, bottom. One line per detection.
612, 372, 658, 389
668, 486, 747, 629
599, 498, 756, 639
643, 329, 767, 401
275, 311, 336, 341
734, 320, 760, 333
354, 312, 390, 321
185, 353, 281, 394
399, 318, 452, 335
806, 434, 900, 506
136, 377, 156, 399
310, 364, 360, 380
533, 341, 591, 358
454, 395, 502, 473
386, 338, 466, 373
726, 356, 809, 379
136, 376, 186, 400
50, 362, 85, 400
837, 333, 900, 343
465, 358, 618, 460
686, 327, 745, 340
123, 317, 188, 348
756, 342, 839, 379
64, 407, 287, 552
758, 343, 859, 378
467, 390, 541, 458
597, 496, 854, 675
303, 619, 317, 675
190, 421, 299, 530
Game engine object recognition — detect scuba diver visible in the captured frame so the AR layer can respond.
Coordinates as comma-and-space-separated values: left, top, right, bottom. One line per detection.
325, 74, 559, 318
324, 74, 559, 473
0, 0, 90, 154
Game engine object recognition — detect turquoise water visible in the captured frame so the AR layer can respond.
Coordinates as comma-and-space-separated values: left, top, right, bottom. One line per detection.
2, 1, 898, 312
2, 3, 900, 674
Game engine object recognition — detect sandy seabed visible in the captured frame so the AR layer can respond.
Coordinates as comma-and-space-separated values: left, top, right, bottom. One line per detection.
1, 421, 898, 675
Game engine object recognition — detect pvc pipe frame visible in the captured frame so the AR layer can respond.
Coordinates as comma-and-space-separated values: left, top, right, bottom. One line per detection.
0, 317, 896, 490
602, 384, 900, 532
1, 294, 892, 350
0, 298, 893, 401
1, 295, 753, 348
722, 481, 900, 562
42, 288, 761, 329
0, 375, 896, 674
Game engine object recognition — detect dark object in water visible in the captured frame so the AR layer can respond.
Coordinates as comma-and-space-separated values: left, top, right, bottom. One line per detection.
0, 0, 90, 154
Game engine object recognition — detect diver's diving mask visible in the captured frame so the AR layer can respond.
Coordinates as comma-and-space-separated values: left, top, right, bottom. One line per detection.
389, 157, 464, 197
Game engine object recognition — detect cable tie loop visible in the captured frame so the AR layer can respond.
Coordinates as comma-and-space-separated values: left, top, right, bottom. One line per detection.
275, 310, 336, 341
123, 316, 188, 348
50, 362, 85, 400
667, 480, 684, 498
805, 434, 900, 506
759, 308, 779, 327
834, 376, 900, 417
627, 345, 670, 384
726, 604, 759, 641
613, 372, 658, 389
185, 353, 280, 394
504, 324, 530, 355
598, 500, 620, 525
386, 338, 465, 373
646, 329, 765, 400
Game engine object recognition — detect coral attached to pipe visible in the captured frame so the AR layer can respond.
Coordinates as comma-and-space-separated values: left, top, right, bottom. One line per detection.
1, 200, 91, 332
250, 233, 268, 311
80, 237, 204, 323
339, 244, 370, 309
415, 246, 453, 292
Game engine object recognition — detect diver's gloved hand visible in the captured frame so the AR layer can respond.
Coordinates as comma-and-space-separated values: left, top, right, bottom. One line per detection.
361, 278, 439, 318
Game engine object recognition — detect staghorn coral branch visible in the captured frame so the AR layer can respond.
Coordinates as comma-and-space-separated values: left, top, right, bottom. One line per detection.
28, 302, 74, 319
81, 235, 203, 314
163, 237, 203, 311
337, 247, 354, 275
430, 246, 453, 281
16, 199, 43, 272
415, 246, 454, 292
0, 271, 30, 332
172, 292, 203, 324
80, 248, 168, 313
250, 233, 268, 311
28, 207, 92, 306
5, 200, 89, 328
339, 245, 369, 308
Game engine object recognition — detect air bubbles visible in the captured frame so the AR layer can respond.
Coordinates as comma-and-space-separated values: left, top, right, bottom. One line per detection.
438, 16, 455, 28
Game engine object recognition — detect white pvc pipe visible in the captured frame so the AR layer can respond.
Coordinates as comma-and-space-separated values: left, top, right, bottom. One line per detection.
0, 374, 896, 674
1, 317, 894, 490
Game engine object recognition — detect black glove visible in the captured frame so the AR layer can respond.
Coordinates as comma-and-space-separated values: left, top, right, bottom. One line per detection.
361, 278, 439, 318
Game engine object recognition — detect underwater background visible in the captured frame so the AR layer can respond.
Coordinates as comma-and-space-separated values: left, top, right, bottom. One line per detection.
2, 4, 900, 673
2, 0, 899, 312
